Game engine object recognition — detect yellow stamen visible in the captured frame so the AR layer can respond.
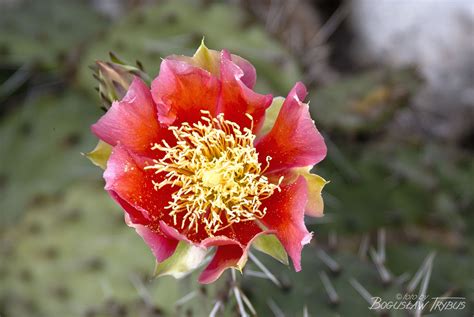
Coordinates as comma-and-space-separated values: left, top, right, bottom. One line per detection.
145, 111, 282, 235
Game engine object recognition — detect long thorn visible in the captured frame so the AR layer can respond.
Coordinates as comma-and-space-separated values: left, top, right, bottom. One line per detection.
415, 254, 434, 317
249, 252, 281, 287
309, 1, 350, 46
99, 279, 113, 299
241, 292, 257, 315
316, 249, 341, 274
406, 252, 436, 293
358, 234, 370, 260
328, 230, 338, 251
245, 269, 272, 280
370, 248, 392, 285
320, 271, 340, 305
128, 273, 153, 307
303, 305, 309, 317
349, 278, 374, 306
377, 228, 386, 263
231, 269, 248, 317
234, 287, 248, 317
267, 298, 285, 317
174, 291, 197, 307
209, 301, 222, 317
0, 63, 32, 102
394, 272, 411, 286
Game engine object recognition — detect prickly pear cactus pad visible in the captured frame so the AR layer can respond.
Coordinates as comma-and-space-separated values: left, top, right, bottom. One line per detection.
0, 90, 102, 226
0, 184, 227, 317
0, 0, 106, 69
240, 230, 473, 316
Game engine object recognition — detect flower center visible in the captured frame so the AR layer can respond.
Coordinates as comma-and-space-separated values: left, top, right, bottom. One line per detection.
145, 110, 282, 235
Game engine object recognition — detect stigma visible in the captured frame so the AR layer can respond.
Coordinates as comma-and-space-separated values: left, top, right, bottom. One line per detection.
145, 110, 282, 235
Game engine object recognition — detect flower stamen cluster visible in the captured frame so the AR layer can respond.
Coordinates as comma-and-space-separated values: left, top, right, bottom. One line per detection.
146, 110, 282, 235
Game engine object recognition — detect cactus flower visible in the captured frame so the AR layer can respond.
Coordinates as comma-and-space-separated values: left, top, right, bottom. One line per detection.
90, 43, 327, 283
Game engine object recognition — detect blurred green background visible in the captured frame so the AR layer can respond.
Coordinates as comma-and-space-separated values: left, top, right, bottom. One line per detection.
1, 0, 473, 316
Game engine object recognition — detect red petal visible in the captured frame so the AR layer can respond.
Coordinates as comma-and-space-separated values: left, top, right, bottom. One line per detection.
255, 82, 327, 173
198, 243, 243, 284
201, 235, 242, 248
104, 145, 175, 224
218, 51, 272, 134
125, 215, 179, 262
198, 229, 267, 284
216, 221, 263, 246
108, 191, 179, 263
261, 176, 311, 271
160, 219, 264, 284
160, 215, 262, 249
91, 77, 164, 157
151, 59, 220, 126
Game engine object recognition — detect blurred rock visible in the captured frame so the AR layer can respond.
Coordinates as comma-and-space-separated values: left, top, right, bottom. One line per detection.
350, 0, 474, 143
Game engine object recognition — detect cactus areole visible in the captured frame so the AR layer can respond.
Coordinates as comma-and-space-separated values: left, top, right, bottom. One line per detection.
89, 42, 327, 283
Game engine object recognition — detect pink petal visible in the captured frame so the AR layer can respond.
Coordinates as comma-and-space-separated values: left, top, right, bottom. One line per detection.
168, 50, 256, 89
159, 220, 193, 243
230, 54, 256, 89
126, 215, 179, 262
108, 190, 149, 225
255, 82, 327, 173
218, 50, 272, 134
91, 77, 164, 157
261, 176, 312, 271
151, 59, 220, 126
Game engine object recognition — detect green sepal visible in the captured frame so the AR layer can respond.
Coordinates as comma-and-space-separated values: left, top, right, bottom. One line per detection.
252, 234, 289, 265
82, 140, 112, 170
192, 38, 220, 76
294, 167, 329, 217
259, 97, 284, 136
154, 241, 207, 279
92, 53, 150, 109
